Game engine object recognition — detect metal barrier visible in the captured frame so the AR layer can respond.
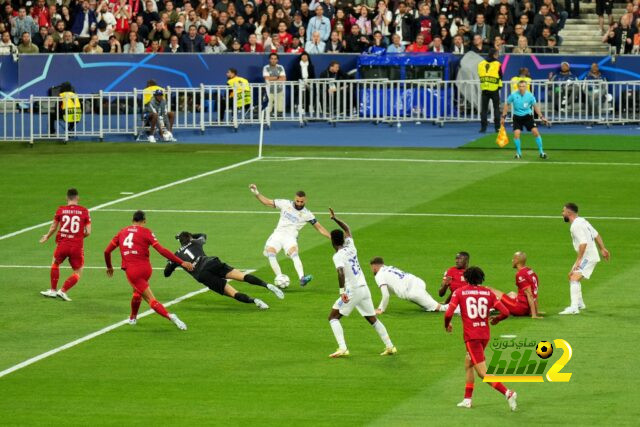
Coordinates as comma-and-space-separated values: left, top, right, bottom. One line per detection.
2, 79, 639, 144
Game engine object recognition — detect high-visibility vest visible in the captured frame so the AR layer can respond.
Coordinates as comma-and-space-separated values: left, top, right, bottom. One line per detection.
227, 76, 252, 108
510, 76, 532, 92
59, 91, 81, 123
142, 85, 164, 105
478, 60, 502, 91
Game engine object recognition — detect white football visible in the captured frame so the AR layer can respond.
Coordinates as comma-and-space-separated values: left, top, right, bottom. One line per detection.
274, 274, 290, 289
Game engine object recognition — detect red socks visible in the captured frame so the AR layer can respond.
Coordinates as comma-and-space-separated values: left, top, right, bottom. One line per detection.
61, 273, 80, 293
150, 299, 170, 319
50, 264, 60, 290
130, 293, 142, 319
490, 382, 508, 395
464, 383, 474, 399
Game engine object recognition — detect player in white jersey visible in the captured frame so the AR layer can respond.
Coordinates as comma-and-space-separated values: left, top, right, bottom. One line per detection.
249, 185, 330, 286
327, 208, 397, 358
369, 257, 447, 314
560, 203, 610, 315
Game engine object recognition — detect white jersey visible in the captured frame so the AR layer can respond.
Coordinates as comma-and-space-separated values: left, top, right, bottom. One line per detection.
332, 237, 367, 290
374, 265, 420, 299
570, 217, 600, 263
272, 199, 317, 237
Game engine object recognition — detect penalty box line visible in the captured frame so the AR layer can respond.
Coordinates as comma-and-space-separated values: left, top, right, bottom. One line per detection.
0, 269, 255, 380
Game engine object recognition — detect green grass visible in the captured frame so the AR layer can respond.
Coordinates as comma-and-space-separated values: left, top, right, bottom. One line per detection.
463, 133, 640, 151
1, 141, 639, 425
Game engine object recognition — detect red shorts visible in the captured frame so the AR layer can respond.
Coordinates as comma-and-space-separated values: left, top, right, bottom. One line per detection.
500, 294, 530, 316
124, 263, 152, 294
465, 339, 489, 365
54, 244, 84, 270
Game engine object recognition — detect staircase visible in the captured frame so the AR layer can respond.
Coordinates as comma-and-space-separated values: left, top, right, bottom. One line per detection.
560, 2, 627, 55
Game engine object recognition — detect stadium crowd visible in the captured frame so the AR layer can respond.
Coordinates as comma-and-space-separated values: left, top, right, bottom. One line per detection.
602, 1, 640, 54
0, 0, 573, 55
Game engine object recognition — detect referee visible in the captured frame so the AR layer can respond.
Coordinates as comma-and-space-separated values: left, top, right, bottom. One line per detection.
477, 48, 503, 133
501, 80, 549, 159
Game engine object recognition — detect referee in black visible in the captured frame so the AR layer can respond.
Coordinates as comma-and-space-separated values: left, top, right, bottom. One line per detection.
477, 48, 503, 133
164, 232, 284, 309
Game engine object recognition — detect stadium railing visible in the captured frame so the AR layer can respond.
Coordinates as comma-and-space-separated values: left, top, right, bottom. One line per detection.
2, 79, 639, 144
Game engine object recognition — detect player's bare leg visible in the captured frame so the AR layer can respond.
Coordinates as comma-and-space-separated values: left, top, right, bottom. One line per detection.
473, 361, 517, 411
41, 257, 60, 298
57, 267, 82, 301
486, 287, 504, 299
561, 271, 584, 314
365, 315, 396, 356
265, 246, 283, 278
148, 113, 158, 143
328, 309, 349, 357
457, 356, 475, 408
167, 111, 175, 132
288, 246, 312, 287
225, 269, 284, 299
140, 287, 187, 330
410, 292, 447, 312
222, 283, 269, 309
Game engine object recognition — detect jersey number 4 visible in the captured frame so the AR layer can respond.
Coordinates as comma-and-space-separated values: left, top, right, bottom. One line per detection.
123, 232, 134, 249
465, 297, 489, 319
60, 215, 81, 234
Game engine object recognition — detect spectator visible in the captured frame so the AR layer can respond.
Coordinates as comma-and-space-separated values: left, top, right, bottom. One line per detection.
60, 6, 73, 31
508, 23, 530, 46
243, 33, 264, 52
603, 18, 634, 54
431, 35, 446, 52
31, 0, 51, 28
495, 3, 515, 26
513, 35, 532, 53
114, 0, 132, 42
325, 31, 344, 52
10, 7, 38, 44
32, 26, 49, 49
440, 27, 453, 51
596, 0, 614, 35
535, 27, 553, 51
276, 21, 292, 49
96, 1, 116, 44
108, 35, 122, 52
0, 31, 17, 55
83, 34, 104, 53
543, 0, 568, 31
52, 21, 67, 45
146, 38, 164, 52
305, 30, 326, 53
451, 35, 467, 55
393, 2, 415, 46
134, 15, 150, 42
519, 14, 535, 41
332, 8, 355, 35
471, 13, 492, 46
458, 0, 477, 25
544, 35, 559, 53
123, 31, 145, 53
307, 5, 331, 42
533, 5, 551, 34
17, 31, 39, 53
263, 53, 287, 116
345, 23, 370, 52
205, 35, 227, 53
549, 61, 577, 112
291, 51, 316, 81
167, 35, 183, 53
356, 6, 373, 36
181, 24, 205, 52
319, 60, 350, 79
57, 31, 79, 52
71, 0, 98, 48
265, 34, 286, 53
493, 14, 513, 41
416, 3, 435, 45
471, 33, 487, 53
289, 11, 306, 37
288, 37, 305, 53
475, 0, 495, 25
406, 33, 429, 52
373, 0, 393, 42
228, 39, 242, 52
366, 30, 386, 54
634, 21, 640, 54
386, 32, 405, 52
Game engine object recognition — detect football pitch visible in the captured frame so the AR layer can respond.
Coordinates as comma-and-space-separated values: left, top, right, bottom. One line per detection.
1, 141, 639, 425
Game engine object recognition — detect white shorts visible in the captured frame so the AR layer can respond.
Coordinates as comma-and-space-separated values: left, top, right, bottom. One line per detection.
576, 257, 599, 279
264, 232, 298, 256
332, 286, 376, 317
407, 279, 440, 311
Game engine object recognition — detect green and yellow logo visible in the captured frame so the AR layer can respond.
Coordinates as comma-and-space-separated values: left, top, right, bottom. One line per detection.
483, 338, 573, 383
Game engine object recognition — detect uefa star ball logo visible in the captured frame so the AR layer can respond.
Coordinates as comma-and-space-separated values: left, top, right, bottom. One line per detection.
536, 341, 554, 359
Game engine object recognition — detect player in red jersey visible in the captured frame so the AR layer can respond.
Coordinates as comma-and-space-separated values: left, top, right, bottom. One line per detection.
444, 266, 518, 411
39, 188, 91, 301
104, 210, 194, 330
439, 251, 469, 304
488, 252, 542, 318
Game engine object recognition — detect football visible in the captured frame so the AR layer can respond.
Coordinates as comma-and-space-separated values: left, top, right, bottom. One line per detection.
536, 341, 554, 359
274, 274, 290, 289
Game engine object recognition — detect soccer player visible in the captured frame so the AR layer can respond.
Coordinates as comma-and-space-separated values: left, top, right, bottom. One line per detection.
444, 266, 517, 411
487, 252, 542, 318
369, 257, 447, 314
327, 208, 396, 358
104, 210, 194, 329
39, 188, 91, 301
560, 203, 610, 315
249, 184, 330, 286
439, 252, 470, 304
164, 231, 284, 310
501, 79, 550, 160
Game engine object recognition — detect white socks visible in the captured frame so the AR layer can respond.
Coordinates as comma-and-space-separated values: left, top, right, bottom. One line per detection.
439, 304, 448, 312
267, 253, 282, 276
330, 319, 346, 350
569, 280, 581, 309
373, 320, 393, 348
290, 253, 305, 279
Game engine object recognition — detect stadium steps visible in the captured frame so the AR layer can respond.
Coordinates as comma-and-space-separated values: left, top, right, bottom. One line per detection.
560, 2, 627, 55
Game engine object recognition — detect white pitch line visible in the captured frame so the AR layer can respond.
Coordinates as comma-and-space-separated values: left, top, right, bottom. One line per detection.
0, 269, 255, 379
263, 155, 640, 167
0, 157, 260, 241
96, 208, 640, 221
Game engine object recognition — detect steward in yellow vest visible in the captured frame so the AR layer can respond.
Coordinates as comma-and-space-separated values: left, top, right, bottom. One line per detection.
478, 49, 503, 133
510, 68, 532, 92
59, 91, 82, 123
226, 68, 252, 109
143, 79, 165, 105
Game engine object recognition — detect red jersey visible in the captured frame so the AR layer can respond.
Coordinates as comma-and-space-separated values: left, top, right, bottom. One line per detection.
515, 267, 538, 305
445, 285, 509, 341
104, 225, 184, 270
54, 205, 91, 247
444, 266, 466, 292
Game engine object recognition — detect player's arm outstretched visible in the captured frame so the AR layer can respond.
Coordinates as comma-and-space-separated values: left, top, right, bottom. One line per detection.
249, 184, 275, 208
524, 288, 542, 319
500, 100, 511, 126
376, 285, 391, 315
39, 220, 60, 243
151, 241, 194, 271
329, 208, 351, 238
312, 221, 331, 239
